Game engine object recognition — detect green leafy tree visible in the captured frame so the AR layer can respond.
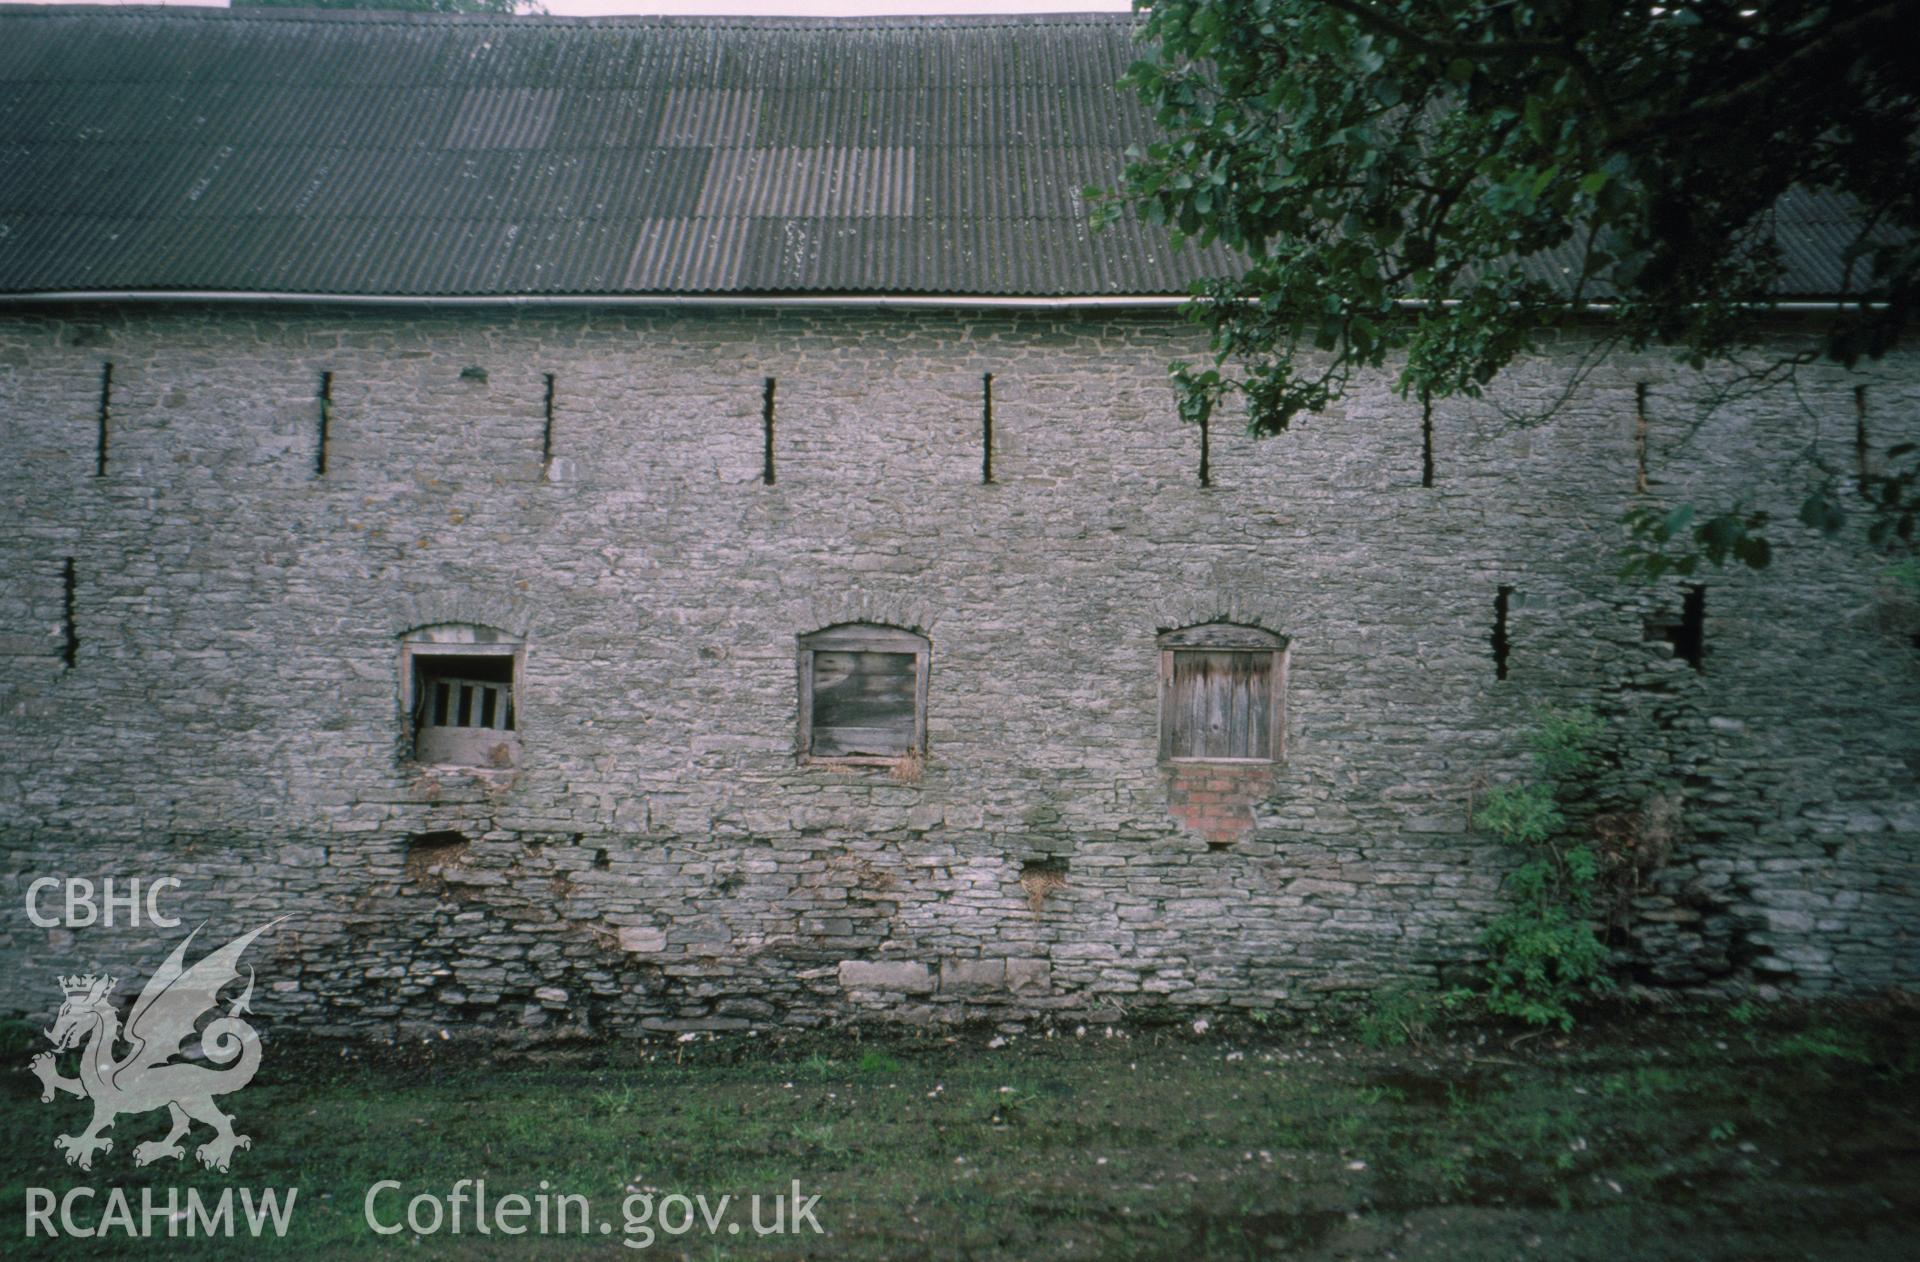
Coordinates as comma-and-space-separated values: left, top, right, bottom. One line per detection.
1105, 0, 1919, 568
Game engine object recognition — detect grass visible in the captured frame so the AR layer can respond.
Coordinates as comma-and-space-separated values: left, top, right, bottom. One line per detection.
3, 1003, 1916, 1258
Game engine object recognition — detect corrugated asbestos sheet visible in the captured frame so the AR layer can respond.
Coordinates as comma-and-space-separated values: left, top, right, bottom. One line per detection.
0, 9, 1879, 300
0, 8, 1240, 297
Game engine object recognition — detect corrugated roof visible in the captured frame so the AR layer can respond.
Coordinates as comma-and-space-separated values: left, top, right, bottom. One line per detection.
0, 7, 1880, 301
0, 7, 1241, 298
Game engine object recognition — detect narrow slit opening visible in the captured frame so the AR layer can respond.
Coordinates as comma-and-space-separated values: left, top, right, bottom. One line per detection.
61, 558, 77, 670
762, 376, 776, 485
317, 370, 333, 477
981, 371, 994, 484
542, 372, 556, 465
1634, 382, 1649, 493
1420, 392, 1434, 488
1492, 585, 1513, 680
95, 363, 113, 477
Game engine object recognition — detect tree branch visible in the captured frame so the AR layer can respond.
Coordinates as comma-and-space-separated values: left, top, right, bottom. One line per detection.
1609, 1, 1920, 146
1313, 0, 1563, 60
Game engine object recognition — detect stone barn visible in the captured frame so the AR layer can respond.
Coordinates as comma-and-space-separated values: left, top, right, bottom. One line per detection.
0, 8, 1914, 1037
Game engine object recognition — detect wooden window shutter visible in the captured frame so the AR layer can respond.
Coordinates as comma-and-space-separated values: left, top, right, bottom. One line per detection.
1158, 622, 1286, 763
798, 624, 929, 763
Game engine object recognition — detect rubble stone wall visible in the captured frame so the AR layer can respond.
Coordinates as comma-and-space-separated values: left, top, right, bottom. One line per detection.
0, 304, 1914, 1036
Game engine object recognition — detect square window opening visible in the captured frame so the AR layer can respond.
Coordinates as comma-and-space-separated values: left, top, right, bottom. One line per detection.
404, 639, 522, 769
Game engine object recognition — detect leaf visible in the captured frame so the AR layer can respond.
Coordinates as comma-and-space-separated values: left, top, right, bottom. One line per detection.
1733, 536, 1771, 569
1698, 513, 1742, 559
1523, 97, 1548, 142
1798, 492, 1847, 534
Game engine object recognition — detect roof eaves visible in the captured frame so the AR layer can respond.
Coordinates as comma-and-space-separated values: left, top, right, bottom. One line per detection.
0, 287, 1197, 310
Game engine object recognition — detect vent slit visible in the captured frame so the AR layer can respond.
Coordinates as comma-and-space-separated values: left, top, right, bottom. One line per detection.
95, 363, 112, 477
1492, 585, 1513, 680
1420, 392, 1435, 488
1635, 382, 1649, 493
762, 376, 776, 486
61, 558, 77, 671
981, 372, 994, 484
542, 372, 556, 465
1198, 406, 1210, 488
317, 371, 333, 477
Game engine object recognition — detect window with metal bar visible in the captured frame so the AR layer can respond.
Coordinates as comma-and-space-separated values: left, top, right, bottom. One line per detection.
401, 625, 523, 768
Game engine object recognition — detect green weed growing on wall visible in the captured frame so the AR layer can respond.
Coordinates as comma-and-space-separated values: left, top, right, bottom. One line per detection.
1478, 708, 1615, 1031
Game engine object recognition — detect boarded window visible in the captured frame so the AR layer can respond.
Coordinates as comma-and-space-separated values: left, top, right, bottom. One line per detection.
1168, 651, 1272, 759
799, 625, 928, 763
401, 624, 523, 768
1159, 623, 1285, 763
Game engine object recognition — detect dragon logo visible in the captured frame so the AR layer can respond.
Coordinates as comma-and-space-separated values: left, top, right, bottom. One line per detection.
29, 918, 284, 1172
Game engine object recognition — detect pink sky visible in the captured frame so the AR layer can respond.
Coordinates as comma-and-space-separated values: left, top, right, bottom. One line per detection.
3, 2, 1135, 12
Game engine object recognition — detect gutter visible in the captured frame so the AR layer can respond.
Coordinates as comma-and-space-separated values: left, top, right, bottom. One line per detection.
0, 291, 1882, 313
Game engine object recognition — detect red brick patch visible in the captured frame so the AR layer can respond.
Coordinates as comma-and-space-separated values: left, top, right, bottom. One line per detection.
1167, 763, 1272, 845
